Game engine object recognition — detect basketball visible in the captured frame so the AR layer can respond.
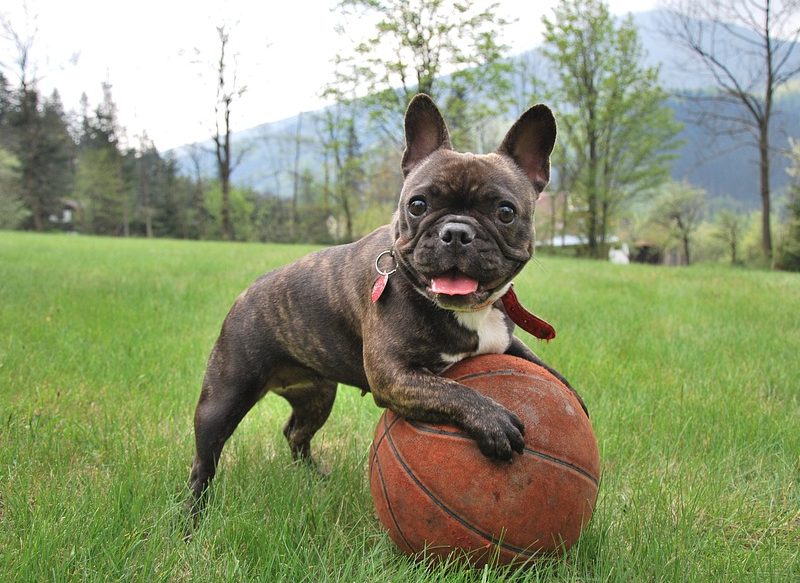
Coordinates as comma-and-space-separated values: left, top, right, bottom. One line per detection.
368, 354, 600, 566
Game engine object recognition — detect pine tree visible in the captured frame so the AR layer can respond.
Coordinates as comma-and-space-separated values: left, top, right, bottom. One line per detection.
6, 86, 74, 230
74, 84, 131, 235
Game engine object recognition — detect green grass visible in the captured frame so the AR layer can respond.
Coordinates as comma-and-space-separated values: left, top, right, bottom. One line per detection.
1, 231, 798, 582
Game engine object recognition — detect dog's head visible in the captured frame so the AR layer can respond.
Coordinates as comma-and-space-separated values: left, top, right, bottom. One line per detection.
391, 94, 556, 311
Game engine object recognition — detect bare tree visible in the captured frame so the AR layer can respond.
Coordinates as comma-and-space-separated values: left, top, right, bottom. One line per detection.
0, 9, 37, 89
212, 25, 247, 241
256, 129, 294, 197
661, 0, 800, 263
316, 99, 363, 243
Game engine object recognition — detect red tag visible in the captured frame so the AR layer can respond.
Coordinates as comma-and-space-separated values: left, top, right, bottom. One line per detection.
501, 286, 556, 340
371, 274, 388, 303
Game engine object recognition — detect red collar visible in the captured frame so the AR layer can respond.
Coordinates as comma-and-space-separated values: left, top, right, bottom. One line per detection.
501, 286, 556, 341
372, 267, 556, 341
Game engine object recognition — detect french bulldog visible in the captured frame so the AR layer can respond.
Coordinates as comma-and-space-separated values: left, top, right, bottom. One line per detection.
189, 94, 586, 509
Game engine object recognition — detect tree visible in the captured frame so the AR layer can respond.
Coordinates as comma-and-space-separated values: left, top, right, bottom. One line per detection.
777, 139, 800, 270
714, 206, 748, 265
203, 182, 256, 241
0, 72, 11, 141
661, 0, 800, 263
5, 87, 75, 231
75, 84, 130, 235
0, 146, 28, 229
211, 24, 248, 241
650, 181, 706, 265
2, 16, 74, 231
125, 134, 185, 239
133, 134, 157, 237
541, 0, 681, 258
318, 74, 366, 243
332, 0, 512, 149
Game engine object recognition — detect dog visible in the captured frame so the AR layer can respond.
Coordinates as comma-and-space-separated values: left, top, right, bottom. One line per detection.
189, 94, 586, 509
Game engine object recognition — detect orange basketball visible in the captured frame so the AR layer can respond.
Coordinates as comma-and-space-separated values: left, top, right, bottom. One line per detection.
369, 354, 600, 567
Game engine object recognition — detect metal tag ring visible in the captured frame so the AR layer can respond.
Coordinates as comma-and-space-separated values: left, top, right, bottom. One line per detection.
375, 250, 397, 276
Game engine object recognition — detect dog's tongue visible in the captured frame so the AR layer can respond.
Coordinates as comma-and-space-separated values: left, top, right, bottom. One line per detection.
430, 274, 479, 296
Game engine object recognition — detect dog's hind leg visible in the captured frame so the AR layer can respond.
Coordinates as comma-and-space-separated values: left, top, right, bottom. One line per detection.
188, 344, 269, 514
277, 380, 337, 465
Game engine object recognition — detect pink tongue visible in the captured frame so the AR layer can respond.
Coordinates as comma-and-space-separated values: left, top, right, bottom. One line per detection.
430, 274, 479, 296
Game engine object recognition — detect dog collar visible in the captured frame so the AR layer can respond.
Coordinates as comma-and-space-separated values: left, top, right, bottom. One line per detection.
370, 252, 555, 341
435, 283, 556, 341
500, 285, 556, 341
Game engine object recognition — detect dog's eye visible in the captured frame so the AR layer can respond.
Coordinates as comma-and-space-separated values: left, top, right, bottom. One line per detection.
497, 204, 516, 224
408, 197, 428, 217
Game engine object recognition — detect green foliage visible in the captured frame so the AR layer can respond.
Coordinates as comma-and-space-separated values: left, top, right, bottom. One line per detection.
541, 0, 682, 258
333, 0, 513, 150
777, 141, 800, 271
0, 147, 28, 229
3, 87, 74, 231
203, 183, 257, 241
74, 147, 127, 235
1, 232, 798, 581
778, 193, 800, 271
648, 180, 706, 265
315, 98, 365, 243
713, 206, 748, 266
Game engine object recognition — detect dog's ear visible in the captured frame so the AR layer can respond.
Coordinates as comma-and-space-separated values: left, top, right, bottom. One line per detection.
497, 104, 557, 195
401, 94, 452, 177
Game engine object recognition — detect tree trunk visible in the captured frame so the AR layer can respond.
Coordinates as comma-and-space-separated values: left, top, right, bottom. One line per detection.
123, 204, 130, 238
599, 200, 609, 255
218, 111, 234, 242
759, 123, 772, 261
342, 194, 353, 243
291, 112, 303, 239
221, 170, 232, 240
683, 234, 691, 266
142, 162, 152, 238
587, 195, 598, 257
26, 172, 44, 231
587, 121, 599, 258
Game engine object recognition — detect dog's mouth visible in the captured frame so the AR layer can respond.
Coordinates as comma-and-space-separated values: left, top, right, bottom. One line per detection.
429, 271, 479, 296
422, 269, 511, 311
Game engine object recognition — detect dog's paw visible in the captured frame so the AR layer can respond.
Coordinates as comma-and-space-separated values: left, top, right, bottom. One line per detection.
292, 455, 331, 480
467, 404, 526, 461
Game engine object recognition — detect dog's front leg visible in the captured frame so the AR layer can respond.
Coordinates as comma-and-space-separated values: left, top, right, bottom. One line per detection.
505, 336, 589, 416
364, 350, 525, 461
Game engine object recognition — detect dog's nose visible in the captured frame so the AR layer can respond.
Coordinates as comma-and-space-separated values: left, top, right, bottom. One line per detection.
439, 222, 476, 246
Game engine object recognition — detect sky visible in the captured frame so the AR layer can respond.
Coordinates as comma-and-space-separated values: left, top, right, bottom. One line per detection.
1, 0, 657, 151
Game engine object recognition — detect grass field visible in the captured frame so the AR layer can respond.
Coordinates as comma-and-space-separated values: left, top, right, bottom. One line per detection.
1, 231, 798, 582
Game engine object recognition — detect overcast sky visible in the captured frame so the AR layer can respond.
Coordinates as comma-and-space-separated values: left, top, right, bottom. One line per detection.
1, 0, 657, 151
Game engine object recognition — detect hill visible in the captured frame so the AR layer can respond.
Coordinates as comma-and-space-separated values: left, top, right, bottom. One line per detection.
170, 9, 800, 210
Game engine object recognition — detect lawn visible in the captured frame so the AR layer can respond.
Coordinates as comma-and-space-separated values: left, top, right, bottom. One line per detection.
0, 231, 798, 582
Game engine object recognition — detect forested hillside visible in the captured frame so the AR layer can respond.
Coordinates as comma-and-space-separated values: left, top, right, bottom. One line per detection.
171, 9, 800, 210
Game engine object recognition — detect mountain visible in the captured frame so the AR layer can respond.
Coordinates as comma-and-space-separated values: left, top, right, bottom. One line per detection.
170, 9, 800, 210
633, 10, 800, 209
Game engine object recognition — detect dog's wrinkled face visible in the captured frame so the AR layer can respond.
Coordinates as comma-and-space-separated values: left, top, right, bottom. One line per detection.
392, 95, 557, 311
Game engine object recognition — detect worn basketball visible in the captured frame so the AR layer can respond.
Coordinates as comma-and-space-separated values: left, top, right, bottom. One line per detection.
368, 354, 600, 567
